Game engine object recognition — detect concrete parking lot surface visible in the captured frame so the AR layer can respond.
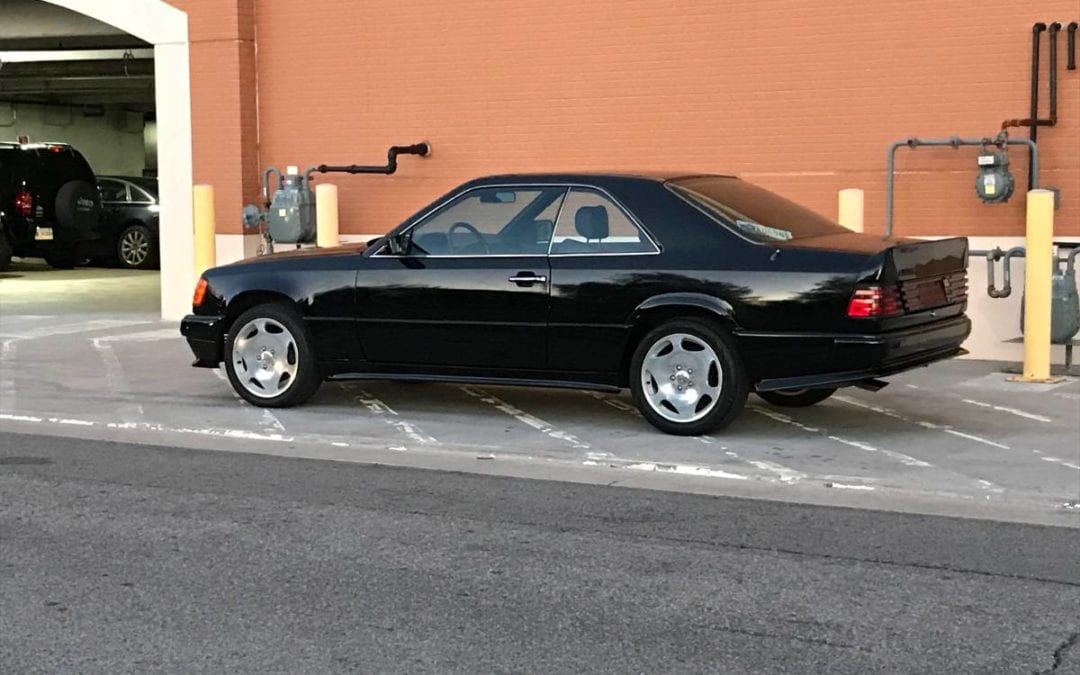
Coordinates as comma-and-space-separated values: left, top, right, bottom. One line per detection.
1, 265, 1077, 526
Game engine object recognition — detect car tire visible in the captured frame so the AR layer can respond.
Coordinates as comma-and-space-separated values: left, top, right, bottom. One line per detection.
116, 223, 158, 269
224, 303, 322, 408
630, 318, 748, 436
0, 229, 12, 272
757, 388, 838, 408
44, 247, 80, 269
54, 180, 102, 237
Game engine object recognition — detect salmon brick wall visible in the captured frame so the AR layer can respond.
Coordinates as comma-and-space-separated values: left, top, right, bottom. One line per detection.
180, 0, 1080, 238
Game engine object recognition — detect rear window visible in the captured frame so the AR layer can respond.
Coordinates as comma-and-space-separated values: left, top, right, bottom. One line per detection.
668, 176, 849, 243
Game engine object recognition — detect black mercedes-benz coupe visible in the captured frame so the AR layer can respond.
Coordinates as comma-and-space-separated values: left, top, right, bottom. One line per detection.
181, 173, 970, 435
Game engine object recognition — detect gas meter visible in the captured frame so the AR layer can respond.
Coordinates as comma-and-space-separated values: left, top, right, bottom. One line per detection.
975, 150, 1014, 203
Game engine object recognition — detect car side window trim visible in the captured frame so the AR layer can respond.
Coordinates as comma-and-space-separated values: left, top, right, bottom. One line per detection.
373, 182, 660, 258
547, 188, 661, 258
373, 184, 568, 259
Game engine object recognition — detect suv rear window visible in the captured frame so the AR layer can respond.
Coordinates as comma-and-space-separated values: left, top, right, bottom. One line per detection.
668, 176, 849, 243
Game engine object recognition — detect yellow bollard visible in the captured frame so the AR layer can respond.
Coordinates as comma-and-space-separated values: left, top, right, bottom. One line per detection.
1009, 189, 1061, 383
193, 184, 216, 276
837, 188, 864, 233
315, 183, 340, 248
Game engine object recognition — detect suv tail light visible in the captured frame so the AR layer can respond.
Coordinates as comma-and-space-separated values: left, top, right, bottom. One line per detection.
847, 285, 902, 318
14, 189, 32, 217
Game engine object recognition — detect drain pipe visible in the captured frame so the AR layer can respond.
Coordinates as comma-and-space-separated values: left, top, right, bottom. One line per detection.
884, 135, 1039, 239
1068, 22, 1078, 70
1001, 23, 1051, 190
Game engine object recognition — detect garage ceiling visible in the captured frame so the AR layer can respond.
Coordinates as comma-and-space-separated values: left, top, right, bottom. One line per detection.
0, 0, 153, 111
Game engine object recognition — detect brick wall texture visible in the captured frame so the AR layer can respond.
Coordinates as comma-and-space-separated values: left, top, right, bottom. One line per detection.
172, 0, 1080, 238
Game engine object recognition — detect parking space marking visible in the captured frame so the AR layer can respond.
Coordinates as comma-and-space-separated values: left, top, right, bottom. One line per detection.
1039, 455, 1080, 471
746, 460, 806, 484
354, 387, 438, 446
460, 385, 590, 450
214, 367, 288, 436
750, 404, 932, 468
584, 391, 717, 445
0, 339, 16, 411
835, 394, 1015, 450
961, 399, 1052, 423
623, 461, 748, 481
92, 337, 141, 423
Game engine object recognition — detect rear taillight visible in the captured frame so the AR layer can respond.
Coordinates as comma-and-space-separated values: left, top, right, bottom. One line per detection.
192, 278, 209, 307
847, 285, 902, 318
14, 189, 32, 217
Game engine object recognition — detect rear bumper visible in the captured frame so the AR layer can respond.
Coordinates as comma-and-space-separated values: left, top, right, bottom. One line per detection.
751, 316, 971, 392
180, 314, 224, 368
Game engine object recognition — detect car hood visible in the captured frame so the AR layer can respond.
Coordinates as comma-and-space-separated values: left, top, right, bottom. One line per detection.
227, 240, 371, 265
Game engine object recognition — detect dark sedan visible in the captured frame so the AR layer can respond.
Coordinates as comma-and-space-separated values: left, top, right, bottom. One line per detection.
181, 173, 970, 435
94, 176, 159, 269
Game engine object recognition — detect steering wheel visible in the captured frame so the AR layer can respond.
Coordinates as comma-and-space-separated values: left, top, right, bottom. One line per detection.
447, 221, 489, 255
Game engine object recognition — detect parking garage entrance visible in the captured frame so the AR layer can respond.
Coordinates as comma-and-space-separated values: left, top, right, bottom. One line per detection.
0, 0, 193, 324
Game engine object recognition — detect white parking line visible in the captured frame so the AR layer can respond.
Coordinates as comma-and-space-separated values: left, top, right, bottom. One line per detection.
0, 338, 16, 411
214, 367, 288, 436
835, 395, 1014, 450
585, 391, 716, 445
749, 404, 932, 468
961, 399, 1052, 423
623, 461, 749, 480
460, 385, 590, 449
747, 460, 806, 483
1040, 455, 1080, 471
92, 337, 141, 423
355, 388, 438, 446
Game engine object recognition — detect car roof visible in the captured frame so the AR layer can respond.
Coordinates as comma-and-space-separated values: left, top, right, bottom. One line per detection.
463, 172, 739, 186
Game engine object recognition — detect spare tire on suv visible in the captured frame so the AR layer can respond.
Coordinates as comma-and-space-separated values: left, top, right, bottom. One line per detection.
54, 180, 102, 237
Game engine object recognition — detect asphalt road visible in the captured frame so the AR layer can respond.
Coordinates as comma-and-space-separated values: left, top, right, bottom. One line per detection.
2, 431, 1078, 674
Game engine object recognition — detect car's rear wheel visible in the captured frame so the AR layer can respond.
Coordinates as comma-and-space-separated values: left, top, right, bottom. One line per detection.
630, 319, 748, 435
116, 223, 157, 269
757, 388, 837, 407
224, 304, 321, 407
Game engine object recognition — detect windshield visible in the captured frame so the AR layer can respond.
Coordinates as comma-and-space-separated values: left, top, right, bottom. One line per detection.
668, 176, 849, 243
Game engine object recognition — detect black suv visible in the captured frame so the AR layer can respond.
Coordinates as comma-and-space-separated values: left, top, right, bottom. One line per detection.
0, 142, 103, 271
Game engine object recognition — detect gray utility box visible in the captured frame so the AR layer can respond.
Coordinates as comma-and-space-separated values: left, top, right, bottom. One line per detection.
1021, 265, 1080, 344
268, 174, 316, 244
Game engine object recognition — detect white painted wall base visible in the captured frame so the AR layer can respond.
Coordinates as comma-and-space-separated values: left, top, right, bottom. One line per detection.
962, 236, 1079, 366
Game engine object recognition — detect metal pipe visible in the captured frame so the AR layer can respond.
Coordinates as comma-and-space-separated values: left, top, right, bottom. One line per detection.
262, 167, 282, 206
1068, 22, 1078, 70
306, 142, 430, 182
1029, 23, 1046, 157
986, 246, 1026, 299
884, 135, 1039, 239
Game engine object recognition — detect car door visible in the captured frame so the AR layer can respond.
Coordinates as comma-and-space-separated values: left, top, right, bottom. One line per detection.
355, 185, 567, 371
547, 187, 661, 375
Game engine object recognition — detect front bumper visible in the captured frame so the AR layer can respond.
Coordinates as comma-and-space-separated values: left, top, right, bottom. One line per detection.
180, 314, 225, 367
753, 316, 971, 392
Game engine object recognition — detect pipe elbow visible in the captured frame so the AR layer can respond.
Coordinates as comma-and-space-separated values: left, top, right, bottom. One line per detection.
1049, 22, 1062, 33
1033, 22, 1047, 34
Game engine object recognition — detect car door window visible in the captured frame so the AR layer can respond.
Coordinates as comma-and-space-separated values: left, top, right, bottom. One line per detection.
129, 185, 154, 203
99, 180, 128, 203
550, 188, 657, 255
402, 186, 567, 256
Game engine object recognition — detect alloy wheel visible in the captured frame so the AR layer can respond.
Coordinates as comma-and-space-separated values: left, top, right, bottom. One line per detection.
231, 317, 300, 398
119, 227, 150, 267
639, 332, 723, 423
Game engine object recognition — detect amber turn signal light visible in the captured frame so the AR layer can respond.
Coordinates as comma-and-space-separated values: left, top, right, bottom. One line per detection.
192, 277, 209, 307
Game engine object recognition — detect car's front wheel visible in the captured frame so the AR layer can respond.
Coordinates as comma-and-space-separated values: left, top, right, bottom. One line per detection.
224, 304, 322, 407
757, 388, 837, 407
630, 319, 748, 435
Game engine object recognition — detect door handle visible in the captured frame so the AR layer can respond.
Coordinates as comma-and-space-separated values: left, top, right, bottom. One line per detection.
508, 273, 548, 284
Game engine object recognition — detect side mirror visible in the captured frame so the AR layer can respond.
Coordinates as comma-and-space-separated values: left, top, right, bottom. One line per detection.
386, 232, 411, 255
